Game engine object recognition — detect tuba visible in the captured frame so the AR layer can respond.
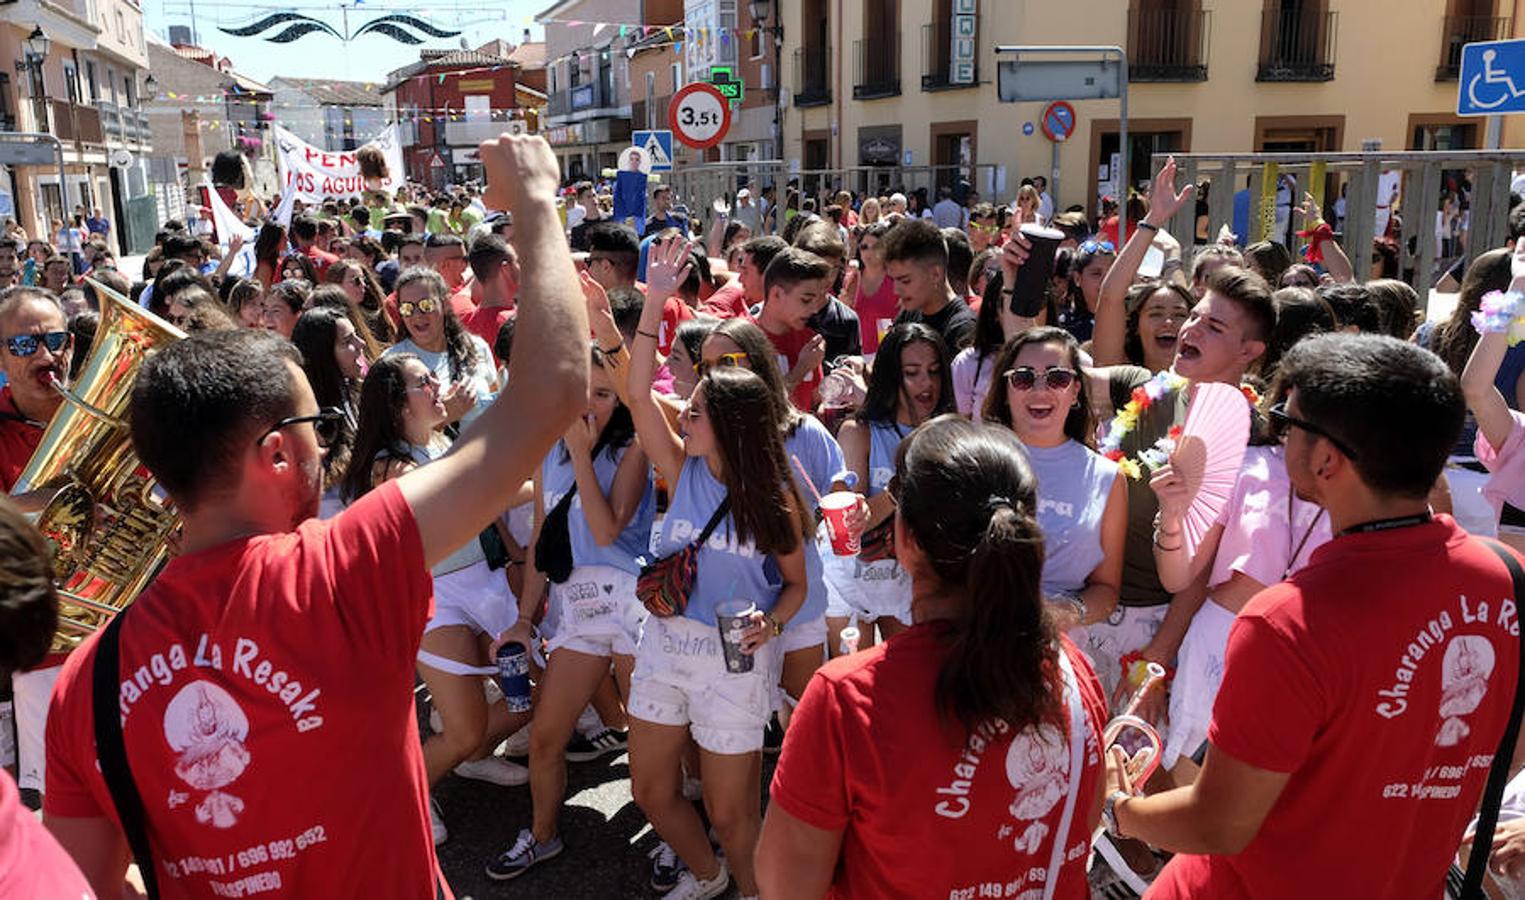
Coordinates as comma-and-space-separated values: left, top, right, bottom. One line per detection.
11, 282, 184, 651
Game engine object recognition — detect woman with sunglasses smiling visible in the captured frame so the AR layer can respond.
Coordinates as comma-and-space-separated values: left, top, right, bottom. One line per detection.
983, 326, 1127, 650
383, 267, 497, 431
327, 258, 395, 344
621, 242, 814, 900
831, 323, 954, 652
340, 354, 531, 847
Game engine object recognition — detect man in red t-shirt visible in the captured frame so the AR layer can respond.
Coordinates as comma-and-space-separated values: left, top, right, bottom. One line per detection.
460, 233, 518, 367
751, 247, 832, 411
290, 214, 339, 283
1107, 334, 1522, 898
702, 236, 787, 321
0, 288, 65, 496
42, 135, 590, 900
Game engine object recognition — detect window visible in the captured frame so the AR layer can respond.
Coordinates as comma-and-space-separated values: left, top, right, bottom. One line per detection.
719, 0, 739, 65
751, 26, 766, 60
85, 61, 99, 102
124, 75, 136, 108
63, 62, 80, 105
600, 49, 614, 105
107, 67, 119, 104
671, 62, 682, 91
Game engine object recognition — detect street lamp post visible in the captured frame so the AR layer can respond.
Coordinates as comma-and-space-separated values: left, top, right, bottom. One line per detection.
15, 26, 51, 132
748, 0, 783, 173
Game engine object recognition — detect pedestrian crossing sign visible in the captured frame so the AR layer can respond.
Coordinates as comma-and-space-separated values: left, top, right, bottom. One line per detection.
632, 130, 675, 172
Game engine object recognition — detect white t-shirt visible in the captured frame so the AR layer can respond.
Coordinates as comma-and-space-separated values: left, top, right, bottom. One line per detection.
384, 333, 498, 430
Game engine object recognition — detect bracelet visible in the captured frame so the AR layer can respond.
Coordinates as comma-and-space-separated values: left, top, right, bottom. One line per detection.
598, 340, 625, 355
1000, 287, 1015, 295
1153, 528, 1183, 552
636, 329, 659, 340
1136, 221, 1161, 233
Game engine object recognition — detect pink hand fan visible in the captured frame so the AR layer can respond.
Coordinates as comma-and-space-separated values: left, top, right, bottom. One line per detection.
1174, 382, 1252, 559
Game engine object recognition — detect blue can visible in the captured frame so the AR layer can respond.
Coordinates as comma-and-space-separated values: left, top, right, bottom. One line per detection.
495, 642, 533, 713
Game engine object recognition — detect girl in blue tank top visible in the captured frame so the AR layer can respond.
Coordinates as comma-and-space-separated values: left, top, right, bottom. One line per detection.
982, 327, 1126, 639
834, 323, 954, 651
623, 238, 814, 898
500, 349, 655, 876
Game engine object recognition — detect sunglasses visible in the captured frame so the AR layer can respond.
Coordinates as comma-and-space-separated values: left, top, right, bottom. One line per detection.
407, 371, 441, 392
1268, 401, 1360, 460
6, 330, 69, 357
398, 298, 438, 317
694, 351, 749, 375
1005, 367, 1077, 391
1079, 240, 1117, 255
256, 407, 345, 447
970, 222, 999, 234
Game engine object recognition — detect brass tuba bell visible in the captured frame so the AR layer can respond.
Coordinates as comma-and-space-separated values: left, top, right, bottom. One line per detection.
11, 281, 184, 651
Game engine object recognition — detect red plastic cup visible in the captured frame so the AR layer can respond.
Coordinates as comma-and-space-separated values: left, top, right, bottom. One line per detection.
820, 491, 861, 556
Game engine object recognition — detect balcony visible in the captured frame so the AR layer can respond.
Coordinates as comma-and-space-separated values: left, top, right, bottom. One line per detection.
1437, 15, 1512, 80
444, 113, 527, 146
1129, 7, 1211, 82
854, 36, 900, 100
1257, 8, 1337, 82
794, 46, 832, 107
51, 100, 103, 144
548, 83, 620, 119
921, 21, 978, 91
631, 94, 672, 132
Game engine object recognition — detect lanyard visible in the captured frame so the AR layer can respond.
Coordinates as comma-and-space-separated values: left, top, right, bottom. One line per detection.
1340, 512, 1432, 536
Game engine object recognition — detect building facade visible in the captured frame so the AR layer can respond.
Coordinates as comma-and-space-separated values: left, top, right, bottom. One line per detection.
268, 78, 388, 152
780, 0, 1524, 210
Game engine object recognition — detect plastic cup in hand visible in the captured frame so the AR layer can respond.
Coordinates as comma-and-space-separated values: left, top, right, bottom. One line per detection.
819, 491, 861, 556
838, 626, 860, 656
715, 600, 757, 674
495, 642, 533, 713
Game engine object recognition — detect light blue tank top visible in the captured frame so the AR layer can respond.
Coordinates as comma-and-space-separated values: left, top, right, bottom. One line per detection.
1024, 439, 1119, 599
867, 420, 913, 497
655, 456, 783, 626
385, 441, 485, 576
541, 439, 655, 576
784, 414, 848, 625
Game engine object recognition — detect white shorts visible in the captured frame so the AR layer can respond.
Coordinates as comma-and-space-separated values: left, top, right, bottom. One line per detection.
545, 565, 646, 659
628, 614, 782, 755
1163, 599, 1235, 769
821, 552, 912, 626
1078, 603, 1169, 709
426, 560, 518, 638
779, 614, 827, 655
13, 663, 62, 793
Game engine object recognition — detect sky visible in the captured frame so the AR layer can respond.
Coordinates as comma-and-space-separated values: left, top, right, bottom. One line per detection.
145, 0, 549, 84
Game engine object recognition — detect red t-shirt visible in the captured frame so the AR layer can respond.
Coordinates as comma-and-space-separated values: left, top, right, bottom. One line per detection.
771, 624, 1106, 899
0, 770, 94, 897
298, 245, 340, 283
0, 386, 45, 492
658, 296, 695, 357
1152, 516, 1520, 898
43, 482, 445, 900
757, 323, 820, 411
699, 278, 749, 320
462, 305, 514, 367
853, 276, 900, 355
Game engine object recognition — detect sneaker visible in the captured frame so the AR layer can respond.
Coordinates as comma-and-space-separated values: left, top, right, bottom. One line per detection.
664, 859, 729, 900
565, 728, 628, 762
502, 724, 531, 759
762, 713, 784, 756
485, 827, 564, 881
429, 797, 447, 846
454, 756, 529, 786
648, 840, 686, 892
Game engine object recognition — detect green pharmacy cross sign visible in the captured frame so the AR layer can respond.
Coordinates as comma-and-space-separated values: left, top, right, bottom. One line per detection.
708, 68, 744, 107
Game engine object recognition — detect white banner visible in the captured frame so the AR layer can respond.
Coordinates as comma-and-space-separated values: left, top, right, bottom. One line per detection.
272, 124, 405, 203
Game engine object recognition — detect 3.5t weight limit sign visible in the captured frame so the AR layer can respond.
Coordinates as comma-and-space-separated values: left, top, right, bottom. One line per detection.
669, 82, 732, 150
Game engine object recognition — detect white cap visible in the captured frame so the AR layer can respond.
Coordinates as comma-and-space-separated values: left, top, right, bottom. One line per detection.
737, 188, 751, 200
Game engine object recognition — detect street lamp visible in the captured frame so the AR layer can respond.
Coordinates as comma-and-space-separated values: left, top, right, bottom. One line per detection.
14, 26, 50, 132
25, 26, 51, 61
144, 74, 159, 101
747, 0, 783, 169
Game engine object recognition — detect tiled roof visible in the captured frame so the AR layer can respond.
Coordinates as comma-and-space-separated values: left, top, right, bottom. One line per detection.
269, 77, 384, 107
383, 48, 517, 92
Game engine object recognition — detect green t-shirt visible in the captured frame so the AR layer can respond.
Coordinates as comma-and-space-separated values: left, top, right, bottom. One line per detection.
1108, 366, 1189, 607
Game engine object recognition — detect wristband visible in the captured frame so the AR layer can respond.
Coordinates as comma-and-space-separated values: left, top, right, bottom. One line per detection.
1000, 288, 1015, 295
1136, 221, 1161, 233
637, 329, 659, 340
598, 340, 625, 355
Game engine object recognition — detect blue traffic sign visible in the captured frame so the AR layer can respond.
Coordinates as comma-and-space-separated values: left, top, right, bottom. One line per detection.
1022, 122, 1035, 136
631, 130, 674, 172
1458, 39, 1525, 116
1041, 101, 1076, 142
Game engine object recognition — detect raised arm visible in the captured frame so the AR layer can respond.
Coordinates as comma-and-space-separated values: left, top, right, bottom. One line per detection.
1094, 156, 1194, 367
1464, 237, 1525, 453
628, 236, 692, 487
396, 135, 589, 568
1297, 192, 1354, 284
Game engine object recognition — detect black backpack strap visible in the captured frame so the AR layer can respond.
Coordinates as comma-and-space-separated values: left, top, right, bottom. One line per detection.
1461, 539, 1525, 899
92, 608, 161, 899
694, 496, 731, 548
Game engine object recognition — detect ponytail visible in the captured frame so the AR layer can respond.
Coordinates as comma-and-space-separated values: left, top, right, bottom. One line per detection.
934, 500, 1057, 736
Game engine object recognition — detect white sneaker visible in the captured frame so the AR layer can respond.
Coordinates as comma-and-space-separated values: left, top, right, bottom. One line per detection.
502, 723, 531, 757
430, 797, 448, 846
665, 859, 729, 900
454, 756, 530, 786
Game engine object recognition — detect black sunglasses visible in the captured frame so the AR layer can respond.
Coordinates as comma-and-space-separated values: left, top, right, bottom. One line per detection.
256, 407, 345, 447
1268, 401, 1359, 460
6, 331, 68, 357
1005, 367, 1077, 391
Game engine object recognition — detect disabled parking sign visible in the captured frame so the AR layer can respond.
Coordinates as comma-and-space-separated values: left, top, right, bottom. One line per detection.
1458, 39, 1525, 116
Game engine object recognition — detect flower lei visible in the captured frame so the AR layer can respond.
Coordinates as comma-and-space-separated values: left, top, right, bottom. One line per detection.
1472, 290, 1525, 345
1100, 373, 1261, 480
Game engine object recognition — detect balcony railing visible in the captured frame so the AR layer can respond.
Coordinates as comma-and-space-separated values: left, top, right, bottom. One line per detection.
1129, 7, 1211, 82
1437, 15, 1512, 80
921, 21, 978, 90
854, 35, 901, 100
1257, 8, 1337, 82
630, 94, 672, 131
51, 100, 103, 144
549, 83, 619, 118
794, 46, 832, 107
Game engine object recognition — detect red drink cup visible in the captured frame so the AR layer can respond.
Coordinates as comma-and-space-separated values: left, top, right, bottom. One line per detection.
820, 491, 860, 556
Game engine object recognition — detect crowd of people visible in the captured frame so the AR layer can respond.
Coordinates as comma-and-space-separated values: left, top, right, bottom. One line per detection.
2, 134, 1525, 900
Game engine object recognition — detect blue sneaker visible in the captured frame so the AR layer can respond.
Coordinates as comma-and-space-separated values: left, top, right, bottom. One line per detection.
485, 827, 563, 881
649, 840, 686, 892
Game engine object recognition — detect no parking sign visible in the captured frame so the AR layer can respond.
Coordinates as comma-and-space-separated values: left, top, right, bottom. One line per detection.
1040, 101, 1077, 143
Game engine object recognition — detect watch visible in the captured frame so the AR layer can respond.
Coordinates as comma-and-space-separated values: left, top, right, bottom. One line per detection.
1102, 790, 1130, 839
763, 612, 784, 636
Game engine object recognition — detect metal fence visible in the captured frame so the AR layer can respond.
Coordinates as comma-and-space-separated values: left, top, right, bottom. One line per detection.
666, 160, 1009, 218
1166, 149, 1525, 293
